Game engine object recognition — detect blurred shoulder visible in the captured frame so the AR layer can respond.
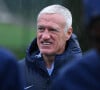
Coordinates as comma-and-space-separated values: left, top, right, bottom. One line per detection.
0, 47, 17, 68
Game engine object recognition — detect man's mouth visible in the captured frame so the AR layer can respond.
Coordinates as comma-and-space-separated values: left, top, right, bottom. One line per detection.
41, 41, 52, 45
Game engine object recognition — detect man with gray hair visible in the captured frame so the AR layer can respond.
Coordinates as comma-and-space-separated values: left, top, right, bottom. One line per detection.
20, 4, 82, 90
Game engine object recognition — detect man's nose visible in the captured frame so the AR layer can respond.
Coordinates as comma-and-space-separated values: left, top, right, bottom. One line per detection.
42, 30, 50, 39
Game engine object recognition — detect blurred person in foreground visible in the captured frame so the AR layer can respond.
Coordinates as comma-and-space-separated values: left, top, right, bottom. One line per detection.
51, 15, 100, 90
0, 47, 23, 90
19, 4, 82, 90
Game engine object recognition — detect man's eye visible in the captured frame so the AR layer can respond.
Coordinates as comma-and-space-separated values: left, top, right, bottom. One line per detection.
38, 27, 44, 31
50, 29, 59, 32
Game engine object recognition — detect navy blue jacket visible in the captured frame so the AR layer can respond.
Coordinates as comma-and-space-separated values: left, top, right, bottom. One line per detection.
51, 49, 100, 90
20, 34, 82, 90
0, 48, 23, 90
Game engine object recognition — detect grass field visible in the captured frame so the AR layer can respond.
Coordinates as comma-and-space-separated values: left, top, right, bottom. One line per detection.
0, 23, 36, 58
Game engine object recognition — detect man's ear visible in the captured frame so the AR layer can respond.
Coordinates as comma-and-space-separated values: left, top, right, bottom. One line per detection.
66, 27, 73, 40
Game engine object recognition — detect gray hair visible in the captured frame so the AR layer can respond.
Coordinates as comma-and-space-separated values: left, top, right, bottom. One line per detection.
37, 4, 72, 32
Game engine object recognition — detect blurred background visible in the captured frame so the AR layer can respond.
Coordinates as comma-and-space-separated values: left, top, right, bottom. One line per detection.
0, 0, 99, 59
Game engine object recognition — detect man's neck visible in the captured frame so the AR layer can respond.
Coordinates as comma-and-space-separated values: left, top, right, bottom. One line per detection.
43, 55, 55, 69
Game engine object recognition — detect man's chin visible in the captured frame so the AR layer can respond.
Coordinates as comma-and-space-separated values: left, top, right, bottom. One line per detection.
41, 51, 55, 56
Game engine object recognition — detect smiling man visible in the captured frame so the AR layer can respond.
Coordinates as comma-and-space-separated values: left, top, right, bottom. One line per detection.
20, 4, 82, 90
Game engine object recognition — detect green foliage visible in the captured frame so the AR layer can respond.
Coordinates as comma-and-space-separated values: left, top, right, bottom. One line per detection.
0, 23, 36, 59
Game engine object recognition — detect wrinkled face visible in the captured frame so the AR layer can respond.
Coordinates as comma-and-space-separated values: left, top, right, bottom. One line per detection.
37, 13, 72, 55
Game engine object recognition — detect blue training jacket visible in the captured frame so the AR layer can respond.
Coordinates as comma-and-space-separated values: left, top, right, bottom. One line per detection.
19, 34, 82, 90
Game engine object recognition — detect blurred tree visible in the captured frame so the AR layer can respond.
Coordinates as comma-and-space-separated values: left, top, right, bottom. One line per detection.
62, 0, 82, 35
62, 0, 88, 52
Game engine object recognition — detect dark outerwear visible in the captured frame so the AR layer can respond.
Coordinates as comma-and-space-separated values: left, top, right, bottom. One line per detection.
0, 48, 23, 90
19, 34, 82, 90
51, 49, 100, 90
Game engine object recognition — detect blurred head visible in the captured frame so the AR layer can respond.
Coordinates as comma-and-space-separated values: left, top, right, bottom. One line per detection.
37, 4, 73, 55
87, 15, 100, 52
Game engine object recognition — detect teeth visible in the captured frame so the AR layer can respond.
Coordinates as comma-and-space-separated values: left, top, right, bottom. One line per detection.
42, 42, 51, 45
